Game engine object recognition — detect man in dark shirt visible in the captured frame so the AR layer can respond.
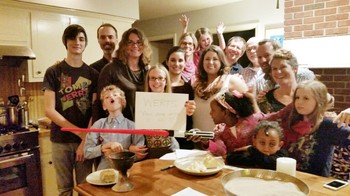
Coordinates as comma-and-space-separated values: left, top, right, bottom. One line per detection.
224, 36, 246, 74
90, 23, 118, 72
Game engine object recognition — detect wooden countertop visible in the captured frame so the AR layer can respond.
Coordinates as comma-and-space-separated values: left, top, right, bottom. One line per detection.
75, 159, 350, 196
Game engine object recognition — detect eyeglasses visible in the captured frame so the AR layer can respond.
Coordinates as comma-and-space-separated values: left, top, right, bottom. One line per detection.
181, 41, 193, 46
149, 77, 166, 82
126, 40, 143, 47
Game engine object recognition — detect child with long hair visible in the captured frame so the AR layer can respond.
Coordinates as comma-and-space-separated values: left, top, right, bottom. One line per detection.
144, 64, 196, 158
179, 15, 226, 66
267, 80, 350, 176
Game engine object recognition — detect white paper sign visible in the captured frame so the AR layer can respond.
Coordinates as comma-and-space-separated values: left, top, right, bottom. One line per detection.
135, 92, 188, 136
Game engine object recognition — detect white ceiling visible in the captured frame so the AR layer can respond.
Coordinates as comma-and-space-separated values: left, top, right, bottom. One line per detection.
139, 0, 243, 20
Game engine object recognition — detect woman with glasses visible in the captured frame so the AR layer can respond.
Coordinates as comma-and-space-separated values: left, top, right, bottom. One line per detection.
144, 64, 196, 158
93, 27, 152, 122
178, 32, 198, 84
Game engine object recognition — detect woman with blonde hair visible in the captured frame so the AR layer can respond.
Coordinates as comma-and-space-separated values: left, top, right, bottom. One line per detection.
178, 32, 198, 83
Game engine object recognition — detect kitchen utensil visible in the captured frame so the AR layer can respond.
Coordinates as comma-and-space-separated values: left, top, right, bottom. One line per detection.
184, 128, 214, 139
61, 127, 173, 136
221, 169, 309, 196
109, 152, 136, 192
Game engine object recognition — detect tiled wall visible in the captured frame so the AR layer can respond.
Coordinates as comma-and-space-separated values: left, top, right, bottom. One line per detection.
285, 0, 350, 113
311, 68, 350, 112
0, 66, 44, 123
285, 0, 350, 39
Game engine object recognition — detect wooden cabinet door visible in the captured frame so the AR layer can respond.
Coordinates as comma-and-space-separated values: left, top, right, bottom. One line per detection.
0, 6, 30, 45
30, 11, 70, 82
70, 16, 103, 65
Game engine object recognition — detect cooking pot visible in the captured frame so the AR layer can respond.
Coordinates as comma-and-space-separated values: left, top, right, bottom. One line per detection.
2, 104, 29, 127
18, 101, 29, 128
0, 106, 7, 126
7, 106, 18, 126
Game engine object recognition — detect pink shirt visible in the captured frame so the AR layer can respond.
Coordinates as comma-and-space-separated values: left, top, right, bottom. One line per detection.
208, 112, 264, 156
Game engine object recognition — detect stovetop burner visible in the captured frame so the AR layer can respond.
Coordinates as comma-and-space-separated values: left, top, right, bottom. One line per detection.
0, 125, 38, 157
0, 125, 30, 136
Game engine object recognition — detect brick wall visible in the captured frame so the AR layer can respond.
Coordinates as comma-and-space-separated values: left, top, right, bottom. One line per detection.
284, 0, 350, 112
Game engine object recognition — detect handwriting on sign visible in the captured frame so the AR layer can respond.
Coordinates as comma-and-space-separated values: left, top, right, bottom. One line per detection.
143, 98, 177, 108
135, 92, 188, 132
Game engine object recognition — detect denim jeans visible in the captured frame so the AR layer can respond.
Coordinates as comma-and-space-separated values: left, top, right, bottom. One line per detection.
51, 142, 93, 196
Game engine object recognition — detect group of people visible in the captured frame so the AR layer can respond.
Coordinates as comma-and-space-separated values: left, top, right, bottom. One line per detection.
42, 17, 350, 196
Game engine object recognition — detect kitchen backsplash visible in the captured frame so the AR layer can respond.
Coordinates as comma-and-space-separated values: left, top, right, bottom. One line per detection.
0, 66, 44, 123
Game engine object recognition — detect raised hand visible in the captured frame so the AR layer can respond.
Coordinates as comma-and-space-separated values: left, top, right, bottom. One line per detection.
179, 14, 189, 33
216, 22, 225, 34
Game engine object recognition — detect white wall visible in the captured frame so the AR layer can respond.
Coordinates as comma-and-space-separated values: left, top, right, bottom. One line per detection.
133, 0, 284, 41
16, 0, 139, 19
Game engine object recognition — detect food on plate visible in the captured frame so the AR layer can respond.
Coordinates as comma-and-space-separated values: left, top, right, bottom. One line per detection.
185, 154, 219, 172
224, 177, 306, 196
186, 161, 207, 172
99, 169, 116, 183
203, 154, 218, 169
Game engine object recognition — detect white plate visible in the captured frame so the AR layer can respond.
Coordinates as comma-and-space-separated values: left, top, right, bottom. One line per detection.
174, 155, 224, 176
86, 169, 118, 186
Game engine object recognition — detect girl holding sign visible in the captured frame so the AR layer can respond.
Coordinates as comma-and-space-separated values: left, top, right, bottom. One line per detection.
144, 64, 196, 158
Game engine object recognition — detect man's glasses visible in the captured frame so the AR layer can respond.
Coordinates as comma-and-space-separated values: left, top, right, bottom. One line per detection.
127, 40, 143, 46
149, 77, 166, 82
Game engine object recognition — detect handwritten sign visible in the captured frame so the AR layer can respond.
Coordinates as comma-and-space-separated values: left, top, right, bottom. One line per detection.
135, 92, 188, 137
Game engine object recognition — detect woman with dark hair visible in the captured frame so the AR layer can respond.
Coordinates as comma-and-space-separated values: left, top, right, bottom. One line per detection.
192, 45, 247, 131
93, 27, 152, 122
166, 46, 195, 149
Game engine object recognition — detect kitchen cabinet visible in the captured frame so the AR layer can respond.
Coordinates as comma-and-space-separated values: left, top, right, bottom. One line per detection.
30, 11, 71, 81
39, 132, 59, 196
29, 11, 133, 82
0, 6, 30, 46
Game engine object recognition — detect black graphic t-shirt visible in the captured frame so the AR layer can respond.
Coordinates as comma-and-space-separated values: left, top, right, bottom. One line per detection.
43, 60, 99, 143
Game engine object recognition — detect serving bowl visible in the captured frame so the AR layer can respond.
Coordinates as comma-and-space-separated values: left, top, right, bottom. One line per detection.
221, 169, 309, 196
